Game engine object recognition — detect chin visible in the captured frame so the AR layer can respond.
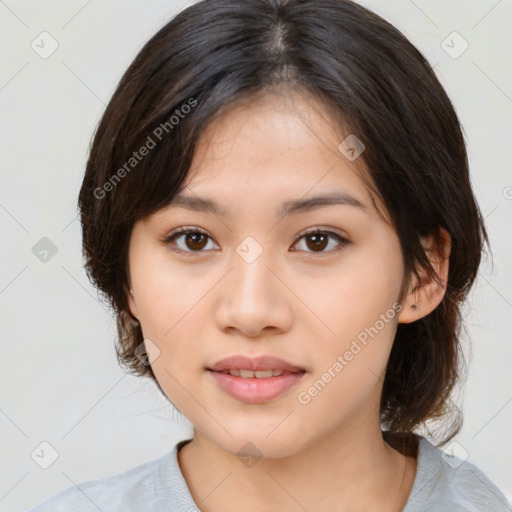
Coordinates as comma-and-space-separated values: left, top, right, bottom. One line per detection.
206, 419, 310, 461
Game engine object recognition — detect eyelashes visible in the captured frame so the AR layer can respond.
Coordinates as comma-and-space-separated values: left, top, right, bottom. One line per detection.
162, 226, 350, 257
164, 227, 216, 253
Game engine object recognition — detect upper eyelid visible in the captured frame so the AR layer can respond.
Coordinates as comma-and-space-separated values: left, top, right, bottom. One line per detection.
165, 226, 347, 240
165, 226, 348, 252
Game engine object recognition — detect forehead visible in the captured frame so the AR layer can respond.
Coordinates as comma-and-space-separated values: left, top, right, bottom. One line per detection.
181, 91, 374, 207
142, 90, 391, 229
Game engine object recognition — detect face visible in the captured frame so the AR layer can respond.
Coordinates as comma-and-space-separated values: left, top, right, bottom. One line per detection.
127, 91, 408, 458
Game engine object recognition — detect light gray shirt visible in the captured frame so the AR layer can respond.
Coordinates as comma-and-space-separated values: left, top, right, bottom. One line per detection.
29, 436, 511, 511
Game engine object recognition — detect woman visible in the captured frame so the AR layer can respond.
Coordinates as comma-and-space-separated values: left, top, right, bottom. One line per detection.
31, 0, 510, 510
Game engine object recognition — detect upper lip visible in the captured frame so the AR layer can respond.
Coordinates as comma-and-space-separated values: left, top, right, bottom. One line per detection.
208, 355, 305, 373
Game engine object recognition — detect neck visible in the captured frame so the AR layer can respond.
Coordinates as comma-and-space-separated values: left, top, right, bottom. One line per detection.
178, 417, 416, 512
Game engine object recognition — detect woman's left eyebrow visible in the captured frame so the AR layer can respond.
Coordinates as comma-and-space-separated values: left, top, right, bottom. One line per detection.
278, 192, 367, 216
167, 191, 368, 219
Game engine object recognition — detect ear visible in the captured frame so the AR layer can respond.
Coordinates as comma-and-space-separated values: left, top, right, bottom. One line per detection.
398, 227, 451, 324
125, 283, 140, 321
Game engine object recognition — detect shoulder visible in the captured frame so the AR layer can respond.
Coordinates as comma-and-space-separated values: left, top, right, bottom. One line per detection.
27, 450, 174, 512
404, 437, 511, 512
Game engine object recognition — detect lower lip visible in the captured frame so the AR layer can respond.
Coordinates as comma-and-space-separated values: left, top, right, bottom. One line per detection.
208, 370, 305, 404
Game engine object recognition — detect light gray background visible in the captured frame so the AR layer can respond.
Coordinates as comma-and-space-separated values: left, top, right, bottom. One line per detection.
1, 1, 511, 510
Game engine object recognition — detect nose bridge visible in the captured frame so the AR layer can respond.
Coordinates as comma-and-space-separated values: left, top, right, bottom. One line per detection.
231, 234, 278, 301
215, 234, 292, 335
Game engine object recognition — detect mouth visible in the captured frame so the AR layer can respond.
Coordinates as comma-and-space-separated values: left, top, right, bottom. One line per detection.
207, 354, 306, 374
210, 368, 303, 378
207, 354, 306, 404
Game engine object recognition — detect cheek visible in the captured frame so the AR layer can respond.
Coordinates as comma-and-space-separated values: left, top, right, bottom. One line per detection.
130, 246, 208, 337
293, 311, 398, 440
307, 242, 403, 340
299, 236, 403, 397
131, 257, 227, 404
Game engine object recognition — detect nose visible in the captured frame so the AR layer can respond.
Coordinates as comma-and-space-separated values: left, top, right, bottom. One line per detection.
214, 248, 294, 338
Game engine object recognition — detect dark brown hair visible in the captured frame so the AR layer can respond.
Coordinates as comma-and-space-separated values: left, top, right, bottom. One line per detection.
78, 0, 488, 451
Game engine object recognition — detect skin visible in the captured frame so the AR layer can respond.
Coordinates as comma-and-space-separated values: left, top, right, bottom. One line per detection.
127, 89, 450, 512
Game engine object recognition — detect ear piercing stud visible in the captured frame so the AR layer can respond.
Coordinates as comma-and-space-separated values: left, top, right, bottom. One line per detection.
411, 304, 417, 310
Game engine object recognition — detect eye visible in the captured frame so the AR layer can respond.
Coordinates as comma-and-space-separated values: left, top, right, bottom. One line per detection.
163, 227, 349, 256
164, 227, 218, 254
292, 228, 349, 255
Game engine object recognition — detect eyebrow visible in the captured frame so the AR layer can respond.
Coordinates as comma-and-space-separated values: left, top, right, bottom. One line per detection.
168, 191, 367, 219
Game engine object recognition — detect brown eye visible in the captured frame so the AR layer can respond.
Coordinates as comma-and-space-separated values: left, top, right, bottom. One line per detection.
293, 230, 348, 254
164, 227, 348, 256
184, 232, 208, 251
305, 233, 329, 252
165, 228, 217, 254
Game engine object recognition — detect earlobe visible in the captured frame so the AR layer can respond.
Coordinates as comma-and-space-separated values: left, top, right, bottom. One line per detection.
398, 228, 451, 324
397, 280, 421, 324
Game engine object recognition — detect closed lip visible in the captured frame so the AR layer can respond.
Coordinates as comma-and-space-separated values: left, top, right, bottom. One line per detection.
207, 355, 306, 373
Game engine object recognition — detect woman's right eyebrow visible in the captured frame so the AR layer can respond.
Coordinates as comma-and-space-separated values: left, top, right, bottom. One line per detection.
167, 191, 368, 219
